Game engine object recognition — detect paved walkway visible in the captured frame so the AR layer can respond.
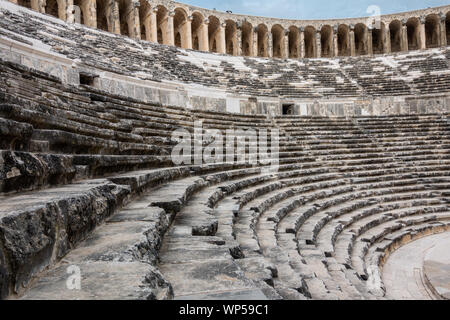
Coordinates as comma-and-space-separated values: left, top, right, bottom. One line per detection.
382, 232, 450, 300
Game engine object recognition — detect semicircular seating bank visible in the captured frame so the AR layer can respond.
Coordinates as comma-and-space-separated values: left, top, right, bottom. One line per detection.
0, 0, 449, 300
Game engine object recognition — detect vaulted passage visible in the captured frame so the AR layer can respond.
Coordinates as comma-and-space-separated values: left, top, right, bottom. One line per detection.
241, 21, 253, 56
96, 0, 111, 32
406, 17, 420, 50
119, 0, 134, 37
257, 24, 269, 57
17, 0, 31, 9
191, 12, 204, 51
321, 25, 333, 57
173, 8, 189, 49
225, 20, 237, 55
425, 14, 440, 48
45, 0, 59, 18
354, 23, 367, 56
208, 16, 220, 53
288, 26, 299, 58
372, 23, 385, 55
156, 5, 169, 44
139, 0, 151, 41
304, 26, 316, 58
271, 24, 284, 58
446, 12, 450, 45
390, 20, 402, 52
337, 24, 350, 56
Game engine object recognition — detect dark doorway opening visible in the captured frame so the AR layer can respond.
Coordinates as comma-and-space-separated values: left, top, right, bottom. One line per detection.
282, 104, 295, 115
79, 73, 97, 86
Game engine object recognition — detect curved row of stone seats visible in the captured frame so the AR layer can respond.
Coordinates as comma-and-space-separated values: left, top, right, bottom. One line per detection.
234, 164, 449, 299
16, 162, 300, 300
135, 114, 448, 298
0, 57, 287, 195
0, 4, 449, 99
0, 60, 297, 299
251, 118, 448, 298
152, 126, 449, 300
2, 157, 299, 300
4, 110, 449, 299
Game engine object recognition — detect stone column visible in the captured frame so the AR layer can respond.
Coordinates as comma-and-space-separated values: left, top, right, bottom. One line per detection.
31, 0, 45, 13
65, 0, 73, 23
299, 27, 305, 58
150, 7, 158, 42
367, 27, 373, 55
418, 16, 426, 49
200, 19, 209, 52
185, 16, 193, 49
384, 26, 391, 53
315, 32, 321, 58
252, 27, 258, 57
217, 23, 226, 54
163, 11, 174, 46
349, 25, 356, 56
83, 0, 96, 28
283, 30, 289, 58
401, 19, 408, 51
332, 26, 338, 57
56, 0, 67, 21
110, 0, 121, 35
129, 0, 141, 39
440, 13, 447, 47
236, 24, 242, 56
267, 32, 273, 58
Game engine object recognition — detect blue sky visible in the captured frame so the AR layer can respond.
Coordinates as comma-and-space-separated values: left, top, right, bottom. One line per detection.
180, 0, 449, 20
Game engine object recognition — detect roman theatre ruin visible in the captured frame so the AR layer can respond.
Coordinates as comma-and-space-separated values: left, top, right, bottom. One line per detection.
0, 0, 449, 300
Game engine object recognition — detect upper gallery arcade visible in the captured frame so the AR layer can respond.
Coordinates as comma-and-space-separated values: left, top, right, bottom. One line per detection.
9, 0, 450, 58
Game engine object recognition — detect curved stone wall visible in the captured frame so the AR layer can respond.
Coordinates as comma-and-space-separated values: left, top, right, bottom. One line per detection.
8, 0, 450, 59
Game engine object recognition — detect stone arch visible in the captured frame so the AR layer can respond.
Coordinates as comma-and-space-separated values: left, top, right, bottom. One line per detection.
191, 11, 205, 51
173, 7, 189, 48
389, 20, 402, 52
96, 0, 111, 32
271, 24, 284, 58
156, 5, 169, 44
337, 24, 350, 56
208, 15, 220, 53
241, 21, 253, 56
225, 20, 237, 55
257, 24, 269, 57
425, 14, 440, 48
304, 26, 316, 58
138, 0, 151, 41
372, 22, 385, 54
406, 17, 420, 50
320, 25, 333, 57
354, 23, 368, 56
288, 26, 299, 58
